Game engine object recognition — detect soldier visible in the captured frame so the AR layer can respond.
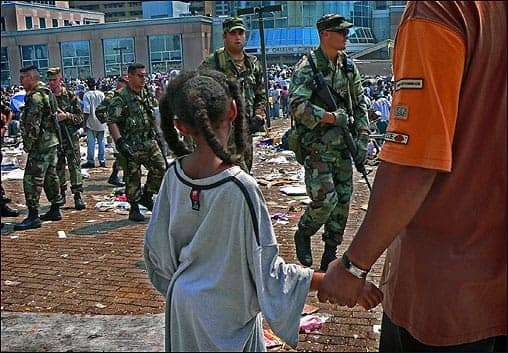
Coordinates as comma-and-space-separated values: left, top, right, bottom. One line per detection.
46, 67, 86, 210
289, 14, 370, 271
14, 65, 62, 231
107, 63, 165, 222
198, 16, 267, 173
95, 76, 128, 187
1, 94, 20, 229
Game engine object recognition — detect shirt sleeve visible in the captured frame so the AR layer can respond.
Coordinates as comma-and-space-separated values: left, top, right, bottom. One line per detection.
379, 18, 466, 172
245, 183, 313, 348
144, 172, 175, 296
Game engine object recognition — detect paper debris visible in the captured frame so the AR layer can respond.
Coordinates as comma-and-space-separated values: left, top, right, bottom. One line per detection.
57, 231, 67, 239
95, 303, 106, 309
10, 235, 19, 239
4, 280, 21, 286
373, 325, 381, 334
279, 185, 307, 196
263, 328, 283, 349
302, 304, 319, 316
299, 313, 331, 333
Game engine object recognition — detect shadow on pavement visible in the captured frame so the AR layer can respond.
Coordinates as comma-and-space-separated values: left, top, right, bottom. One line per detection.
71, 219, 146, 236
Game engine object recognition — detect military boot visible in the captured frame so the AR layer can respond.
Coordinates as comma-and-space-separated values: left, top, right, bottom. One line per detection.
1, 202, 19, 217
129, 203, 145, 222
74, 193, 86, 210
294, 229, 313, 267
139, 190, 154, 211
40, 204, 62, 221
319, 244, 338, 272
55, 190, 66, 207
108, 174, 124, 187
13, 207, 41, 231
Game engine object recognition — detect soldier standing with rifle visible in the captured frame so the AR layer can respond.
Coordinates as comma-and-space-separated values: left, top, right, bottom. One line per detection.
107, 63, 166, 222
198, 17, 267, 173
289, 14, 370, 271
14, 65, 62, 231
47, 67, 86, 210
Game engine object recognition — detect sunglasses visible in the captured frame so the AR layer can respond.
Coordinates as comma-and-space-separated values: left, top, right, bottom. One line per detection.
326, 29, 349, 36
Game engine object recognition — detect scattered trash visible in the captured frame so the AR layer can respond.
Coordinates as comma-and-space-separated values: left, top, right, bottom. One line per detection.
353, 334, 359, 339
87, 334, 102, 340
263, 328, 283, 349
280, 185, 307, 196
267, 156, 290, 164
299, 313, 331, 333
270, 212, 289, 221
4, 280, 21, 286
85, 219, 98, 223
81, 170, 90, 179
1, 168, 24, 181
256, 138, 273, 147
302, 304, 319, 316
95, 303, 106, 309
373, 325, 381, 334
360, 203, 369, 211
114, 194, 128, 202
61, 254, 69, 258
10, 235, 19, 239
57, 231, 67, 239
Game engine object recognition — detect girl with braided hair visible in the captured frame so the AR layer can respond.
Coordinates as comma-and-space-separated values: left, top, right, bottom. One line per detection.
144, 70, 321, 351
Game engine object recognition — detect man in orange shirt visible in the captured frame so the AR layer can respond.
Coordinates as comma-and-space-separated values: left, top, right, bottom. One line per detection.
318, 1, 506, 351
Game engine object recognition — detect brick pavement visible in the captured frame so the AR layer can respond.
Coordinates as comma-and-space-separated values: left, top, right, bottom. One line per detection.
1, 118, 385, 351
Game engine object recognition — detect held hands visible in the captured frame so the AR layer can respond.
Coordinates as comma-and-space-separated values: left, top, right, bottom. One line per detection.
57, 109, 67, 122
317, 259, 383, 310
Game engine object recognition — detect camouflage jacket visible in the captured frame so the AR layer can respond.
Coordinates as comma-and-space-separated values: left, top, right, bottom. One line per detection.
289, 47, 369, 160
107, 86, 158, 150
20, 81, 59, 152
54, 86, 84, 131
95, 90, 116, 124
200, 47, 267, 121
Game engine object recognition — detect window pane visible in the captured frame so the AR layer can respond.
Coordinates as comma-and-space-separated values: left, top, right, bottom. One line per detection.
149, 34, 182, 73
21, 46, 33, 60
35, 45, 47, 59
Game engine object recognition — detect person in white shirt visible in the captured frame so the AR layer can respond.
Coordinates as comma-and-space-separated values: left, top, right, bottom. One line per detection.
82, 79, 106, 168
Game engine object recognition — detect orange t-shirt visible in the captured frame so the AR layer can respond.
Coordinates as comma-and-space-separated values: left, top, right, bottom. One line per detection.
379, 1, 507, 346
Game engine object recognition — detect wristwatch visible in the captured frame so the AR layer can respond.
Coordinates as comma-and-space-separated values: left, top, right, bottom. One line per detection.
341, 253, 370, 279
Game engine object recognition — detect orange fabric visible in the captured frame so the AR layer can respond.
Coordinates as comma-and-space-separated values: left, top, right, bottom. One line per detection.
379, 18, 466, 172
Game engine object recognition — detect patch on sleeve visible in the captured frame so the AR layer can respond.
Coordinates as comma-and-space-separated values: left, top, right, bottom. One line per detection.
395, 79, 423, 91
384, 131, 409, 145
394, 105, 409, 120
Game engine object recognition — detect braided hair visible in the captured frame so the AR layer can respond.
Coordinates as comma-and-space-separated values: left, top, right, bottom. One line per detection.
159, 70, 247, 165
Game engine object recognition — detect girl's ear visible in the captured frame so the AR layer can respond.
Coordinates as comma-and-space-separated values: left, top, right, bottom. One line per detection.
227, 99, 237, 123
175, 119, 191, 137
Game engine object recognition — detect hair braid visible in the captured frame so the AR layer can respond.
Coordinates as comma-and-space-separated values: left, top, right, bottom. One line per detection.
159, 85, 192, 157
226, 79, 247, 156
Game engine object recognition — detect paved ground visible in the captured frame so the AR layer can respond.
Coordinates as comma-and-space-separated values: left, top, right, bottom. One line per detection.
1, 118, 384, 351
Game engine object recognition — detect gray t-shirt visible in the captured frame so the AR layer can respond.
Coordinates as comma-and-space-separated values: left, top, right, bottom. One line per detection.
144, 160, 313, 352
83, 89, 106, 131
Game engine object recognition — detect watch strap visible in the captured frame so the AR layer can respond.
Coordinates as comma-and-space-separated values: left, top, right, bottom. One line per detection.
341, 253, 369, 279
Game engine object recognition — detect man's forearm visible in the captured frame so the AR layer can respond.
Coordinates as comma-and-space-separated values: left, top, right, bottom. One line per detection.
108, 123, 121, 141
347, 161, 437, 270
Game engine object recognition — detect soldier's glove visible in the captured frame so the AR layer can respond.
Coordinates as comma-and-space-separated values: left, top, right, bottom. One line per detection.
332, 109, 349, 128
354, 133, 370, 166
116, 137, 135, 160
249, 114, 266, 134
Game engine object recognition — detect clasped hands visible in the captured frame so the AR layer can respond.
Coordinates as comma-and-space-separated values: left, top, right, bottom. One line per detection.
317, 258, 383, 311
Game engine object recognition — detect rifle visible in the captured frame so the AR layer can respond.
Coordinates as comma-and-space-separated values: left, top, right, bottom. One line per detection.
307, 53, 372, 192
57, 109, 80, 165
141, 93, 170, 170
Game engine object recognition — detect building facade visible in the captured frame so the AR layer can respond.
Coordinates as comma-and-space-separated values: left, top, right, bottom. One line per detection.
1, 1, 104, 32
68, 1, 143, 23
1, 16, 212, 86
142, 1, 190, 19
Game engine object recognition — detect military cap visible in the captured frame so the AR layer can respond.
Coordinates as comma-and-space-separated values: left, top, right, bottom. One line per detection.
20, 65, 39, 73
316, 14, 353, 32
47, 67, 62, 79
223, 17, 246, 32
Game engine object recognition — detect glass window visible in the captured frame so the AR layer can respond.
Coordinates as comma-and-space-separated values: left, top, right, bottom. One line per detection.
102, 37, 135, 77
20, 44, 49, 77
25, 16, 33, 29
60, 41, 91, 80
39, 18, 46, 29
1, 47, 10, 87
64, 20, 70, 26
148, 34, 182, 73
1, 17, 6, 31
52, 18, 58, 27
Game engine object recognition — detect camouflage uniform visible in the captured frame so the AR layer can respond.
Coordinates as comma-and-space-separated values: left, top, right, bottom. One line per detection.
290, 45, 369, 259
199, 18, 266, 172
107, 87, 165, 203
54, 86, 85, 195
20, 81, 61, 209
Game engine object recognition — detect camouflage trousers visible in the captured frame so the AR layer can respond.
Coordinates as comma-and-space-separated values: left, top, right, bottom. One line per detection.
120, 142, 165, 203
298, 149, 353, 247
56, 134, 83, 194
24, 146, 60, 209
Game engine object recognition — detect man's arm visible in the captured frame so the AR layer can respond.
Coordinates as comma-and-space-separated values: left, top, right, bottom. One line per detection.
253, 60, 267, 118
62, 91, 84, 125
318, 161, 437, 307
